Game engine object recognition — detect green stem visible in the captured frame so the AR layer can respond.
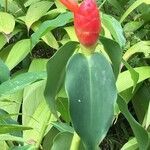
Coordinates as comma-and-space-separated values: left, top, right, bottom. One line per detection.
70, 132, 81, 150
35, 112, 51, 149
5, 0, 8, 12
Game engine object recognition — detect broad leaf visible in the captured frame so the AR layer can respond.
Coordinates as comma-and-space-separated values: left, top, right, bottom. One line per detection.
25, 1, 53, 29
5, 39, 31, 70
0, 12, 15, 34
65, 52, 117, 148
102, 14, 126, 48
44, 41, 78, 117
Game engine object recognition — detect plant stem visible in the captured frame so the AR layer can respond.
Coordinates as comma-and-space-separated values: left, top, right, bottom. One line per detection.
70, 132, 81, 150
5, 0, 8, 12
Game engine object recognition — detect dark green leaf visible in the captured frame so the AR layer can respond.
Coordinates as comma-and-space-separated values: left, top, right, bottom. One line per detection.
0, 59, 10, 83
44, 41, 78, 117
100, 36, 123, 79
65, 52, 117, 149
117, 96, 150, 150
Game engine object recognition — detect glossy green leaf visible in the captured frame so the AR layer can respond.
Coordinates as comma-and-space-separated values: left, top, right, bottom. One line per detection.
0, 72, 46, 97
31, 12, 73, 48
117, 96, 149, 150
123, 41, 150, 61
0, 59, 10, 83
44, 41, 78, 117
100, 36, 123, 79
51, 122, 74, 133
56, 97, 71, 122
121, 137, 138, 150
25, 1, 52, 29
65, 52, 117, 149
51, 132, 73, 150
102, 14, 126, 48
122, 59, 139, 91
32, 22, 59, 49
5, 39, 31, 70
0, 125, 32, 134
0, 12, 15, 34
117, 66, 150, 93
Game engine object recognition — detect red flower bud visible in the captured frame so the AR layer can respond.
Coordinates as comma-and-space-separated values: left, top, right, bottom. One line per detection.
60, 0, 101, 48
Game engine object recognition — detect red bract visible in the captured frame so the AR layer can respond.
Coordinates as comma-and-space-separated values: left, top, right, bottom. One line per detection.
60, 0, 101, 48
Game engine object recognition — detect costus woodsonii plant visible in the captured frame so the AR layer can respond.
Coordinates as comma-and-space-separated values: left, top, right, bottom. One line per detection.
60, 0, 101, 48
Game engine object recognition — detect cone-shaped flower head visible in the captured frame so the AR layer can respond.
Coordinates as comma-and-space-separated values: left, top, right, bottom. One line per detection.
60, 0, 101, 48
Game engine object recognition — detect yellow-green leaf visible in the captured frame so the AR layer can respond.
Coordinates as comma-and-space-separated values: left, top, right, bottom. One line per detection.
0, 12, 15, 34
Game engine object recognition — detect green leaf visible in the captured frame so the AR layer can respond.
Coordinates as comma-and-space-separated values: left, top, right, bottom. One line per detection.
31, 12, 73, 48
117, 66, 150, 93
132, 85, 150, 124
120, 0, 148, 23
44, 41, 78, 117
124, 21, 144, 32
121, 137, 138, 150
51, 132, 73, 150
65, 52, 117, 149
0, 33, 7, 50
0, 134, 24, 142
32, 22, 59, 49
0, 124, 32, 134
0, 59, 10, 83
5, 39, 31, 70
102, 14, 126, 48
51, 122, 74, 133
0, 72, 46, 97
123, 41, 150, 61
42, 127, 59, 150
100, 37, 123, 79
117, 96, 149, 150
122, 59, 139, 91
0, 12, 15, 34
25, 1, 53, 29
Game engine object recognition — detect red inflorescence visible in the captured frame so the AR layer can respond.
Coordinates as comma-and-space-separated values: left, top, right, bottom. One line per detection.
60, 0, 101, 47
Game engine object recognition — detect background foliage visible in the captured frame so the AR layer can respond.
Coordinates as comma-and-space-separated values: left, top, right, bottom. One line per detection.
0, 0, 150, 149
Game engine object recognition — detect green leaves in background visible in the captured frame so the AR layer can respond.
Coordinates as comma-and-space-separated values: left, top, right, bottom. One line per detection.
100, 37, 123, 79
117, 97, 149, 150
0, 59, 10, 83
102, 14, 126, 48
44, 41, 78, 117
117, 66, 150, 93
0, 12, 15, 34
25, 1, 53, 29
31, 12, 73, 48
0, 72, 46, 97
120, 0, 150, 23
65, 52, 117, 149
5, 39, 31, 70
